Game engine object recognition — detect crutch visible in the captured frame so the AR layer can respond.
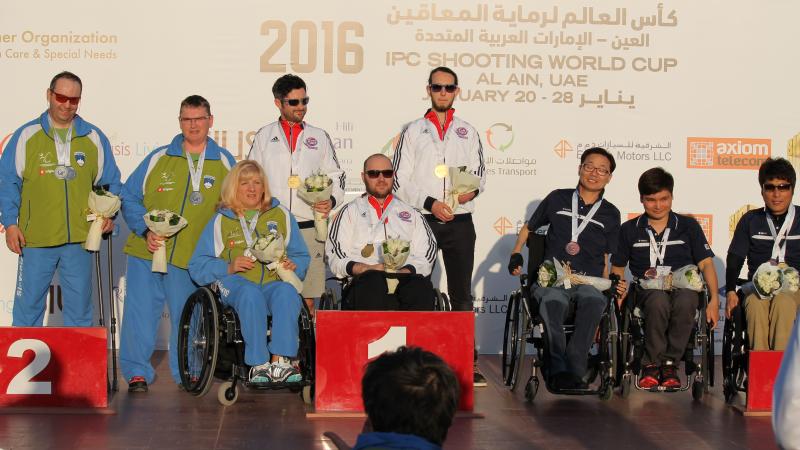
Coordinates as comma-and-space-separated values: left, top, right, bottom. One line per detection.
95, 228, 119, 392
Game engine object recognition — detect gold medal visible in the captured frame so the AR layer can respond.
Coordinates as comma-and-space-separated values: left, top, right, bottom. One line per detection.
434, 164, 448, 179
287, 175, 301, 189
361, 243, 374, 257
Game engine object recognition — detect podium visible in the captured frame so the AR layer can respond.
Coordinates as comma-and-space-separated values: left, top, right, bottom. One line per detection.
0, 327, 108, 409
740, 350, 784, 415
313, 311, 474, 414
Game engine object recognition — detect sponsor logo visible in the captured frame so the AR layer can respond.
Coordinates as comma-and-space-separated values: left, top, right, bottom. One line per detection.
74, 151, 85, 166
380, 133, 400, 158
305, 137, 318, 149
398, 211, 412, 222
554, 139, 573, 158
492, 216, 528, 236
38, 152, 54, 165
485, 123, 513, 151
729, 204, 761, 239
787, 132, 800, 175
270, 136, 279, 142
687, 137, 771, 170
203, 175, 215, 189
455, 126, 469, 139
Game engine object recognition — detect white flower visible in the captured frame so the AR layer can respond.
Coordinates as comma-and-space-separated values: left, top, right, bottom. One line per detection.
537, 261, 557, 287
782, 267, 800, 292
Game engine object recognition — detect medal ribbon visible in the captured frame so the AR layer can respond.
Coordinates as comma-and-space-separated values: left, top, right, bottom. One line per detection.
766, 205, 796, 263
185, 146, 207, 194
570, 190, 603, 244
239, 213, 259, 249
49, 116, 73, 167
646, 228, 671, 268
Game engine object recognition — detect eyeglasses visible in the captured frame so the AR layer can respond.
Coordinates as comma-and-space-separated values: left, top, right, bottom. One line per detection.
283, 97, 310, 106
365, 169, 394, 179
580, 163, 611, 176
763, 183, 792, 192
50, 90, 81, 106
179, 116, 210, 125
429, 84, 457, 93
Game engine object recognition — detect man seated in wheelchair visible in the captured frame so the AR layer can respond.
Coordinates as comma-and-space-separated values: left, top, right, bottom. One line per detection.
508, 147, 624, 390
326, 154, 438, 311
188, 160, 310, 385
725, 157, 800, 351
610, 167, 720, 389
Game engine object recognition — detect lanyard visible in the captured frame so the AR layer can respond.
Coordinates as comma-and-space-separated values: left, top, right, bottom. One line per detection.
646, 228, 671, 267
239, 213, 259, 248
185, 146, 206, 193
571, 190, 603, 242
766, 206, 796, 263
49, 117, 73, 167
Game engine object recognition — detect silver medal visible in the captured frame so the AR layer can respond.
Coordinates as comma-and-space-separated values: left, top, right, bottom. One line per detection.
64, 166, 76, 180
54, 165, 67, 179
189, 191, 203, 205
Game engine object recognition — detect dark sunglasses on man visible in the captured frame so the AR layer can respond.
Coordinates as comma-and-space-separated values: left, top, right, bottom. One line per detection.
365, 169, 394, 179
283, 97, 310, 106
50, 89, 81, 106
763, 183, 792, 192
429, 84, 457, 93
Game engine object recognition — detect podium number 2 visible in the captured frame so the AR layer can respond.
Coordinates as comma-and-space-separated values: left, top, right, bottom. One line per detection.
367, 326, 407, 359
6, 339, 52, 395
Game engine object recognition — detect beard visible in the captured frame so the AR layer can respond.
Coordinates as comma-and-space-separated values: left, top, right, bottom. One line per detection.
366, 183, 391, 199
431, 98, 454, 113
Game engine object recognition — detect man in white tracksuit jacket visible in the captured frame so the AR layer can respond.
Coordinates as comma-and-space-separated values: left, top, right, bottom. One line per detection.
248, 74, 345, 314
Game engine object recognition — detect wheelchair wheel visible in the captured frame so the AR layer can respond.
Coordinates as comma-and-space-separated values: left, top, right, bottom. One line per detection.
302, 385, 313, 405
502, 291, 521, 387
217, 381, 238, 406
524, 376, 539, 403
435, 289, 452, 312
692, 379, 704, 401
598, 307, 618, 390
319, 287, 336, 311
620, 373, 632, 398
178, 287, 220, 397
297, 298, 316, 400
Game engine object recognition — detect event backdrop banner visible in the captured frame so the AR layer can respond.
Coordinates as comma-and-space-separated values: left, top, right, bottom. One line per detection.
1, 1, 798, 353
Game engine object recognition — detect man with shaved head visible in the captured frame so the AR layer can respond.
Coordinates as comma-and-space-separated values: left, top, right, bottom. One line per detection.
326, 154, 438, 310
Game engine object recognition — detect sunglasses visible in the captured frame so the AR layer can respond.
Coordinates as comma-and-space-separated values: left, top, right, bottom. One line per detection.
283, 97, 310, 106
365, 169, 394, 179
50, 90, 81, 106
429, 84, 457, 93
763, 183, 792, 192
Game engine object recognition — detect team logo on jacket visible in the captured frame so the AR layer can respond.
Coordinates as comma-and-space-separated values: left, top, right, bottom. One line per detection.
203, 175, 215, 189
455, 127, 468, 138
304, 137, 318, 149
266, 221, 278, 234
398, 211, 412, 222
74, 152, 86, 167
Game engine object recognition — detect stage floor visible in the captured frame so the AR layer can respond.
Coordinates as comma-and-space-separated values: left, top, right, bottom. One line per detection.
0, 352, 777, 449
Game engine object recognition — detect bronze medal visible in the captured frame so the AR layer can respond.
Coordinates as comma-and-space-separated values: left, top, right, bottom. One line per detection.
361, 243, 374, 257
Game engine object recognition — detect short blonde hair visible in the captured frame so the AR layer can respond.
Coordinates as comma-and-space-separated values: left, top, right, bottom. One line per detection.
219, 160, 272, 216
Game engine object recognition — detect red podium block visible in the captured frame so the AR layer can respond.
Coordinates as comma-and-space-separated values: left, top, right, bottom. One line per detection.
0, 327, 108, 408
745, 350, 784, 414
314, 311, 473, 413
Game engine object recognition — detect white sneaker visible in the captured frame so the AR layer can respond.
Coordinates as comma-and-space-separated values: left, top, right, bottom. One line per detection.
268, 357, 302, 383
249, 363, 272, 384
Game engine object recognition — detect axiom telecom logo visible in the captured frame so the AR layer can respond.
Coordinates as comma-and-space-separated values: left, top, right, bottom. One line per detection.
485, 123, 514, 152
554, 139, 572, 159
729, 204, 760, 240
686, 137, 770, 170
626, 212, 713, 245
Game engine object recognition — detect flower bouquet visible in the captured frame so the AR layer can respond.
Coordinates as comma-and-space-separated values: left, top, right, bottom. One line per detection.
741, 262, 784, 300
381, 237, 411, 294
143, 210, 187, 273
780, 266, 800, 294
250, 233, 303, 294
538, 259, 612, 291
445, 166, 480, 211
85, 187, 121, 251
296, 171, 333, 242
537, 260, 558, 287
670, 264, 704, 292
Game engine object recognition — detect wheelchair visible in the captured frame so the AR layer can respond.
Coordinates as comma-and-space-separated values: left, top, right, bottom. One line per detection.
617, 282, 715, 400
502, 231, 621, 402
320, 273, 452, 312
176, 284, 315, 406
721, 287, 749, 404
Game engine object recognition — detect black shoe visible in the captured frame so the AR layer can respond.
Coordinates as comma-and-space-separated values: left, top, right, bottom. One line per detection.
550, 372, 577, 390
473, 367, 487, 387
572, 373, 589, 390
128, 376, 148, 393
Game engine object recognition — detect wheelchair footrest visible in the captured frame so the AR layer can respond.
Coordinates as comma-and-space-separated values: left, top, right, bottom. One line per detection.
243, 379, 311, 391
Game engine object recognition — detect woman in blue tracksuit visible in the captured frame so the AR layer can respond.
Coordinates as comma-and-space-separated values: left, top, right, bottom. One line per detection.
189, 160, 309, 384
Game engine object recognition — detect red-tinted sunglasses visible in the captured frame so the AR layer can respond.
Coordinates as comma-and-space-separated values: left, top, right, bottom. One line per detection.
50, 90, 81, 106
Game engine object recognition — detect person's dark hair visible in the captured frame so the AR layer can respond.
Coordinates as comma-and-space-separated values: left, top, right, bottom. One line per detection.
580, 147, 616, 173
758, 157, 796, 188
272, 74, 307, 100
179, 95, 212, 116
362, 346, 460, 446
428, 67, 458, 86
638, 167, 674, 196
49, 71, 82, 92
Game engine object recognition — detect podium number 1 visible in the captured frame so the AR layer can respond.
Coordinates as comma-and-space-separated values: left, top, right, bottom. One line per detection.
6, 339, 52, 395
367, 326, 407, 359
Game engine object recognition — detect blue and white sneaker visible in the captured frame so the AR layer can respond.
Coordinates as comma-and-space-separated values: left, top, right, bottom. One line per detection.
249, 363, 272, 384
268, 357, 302, 383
